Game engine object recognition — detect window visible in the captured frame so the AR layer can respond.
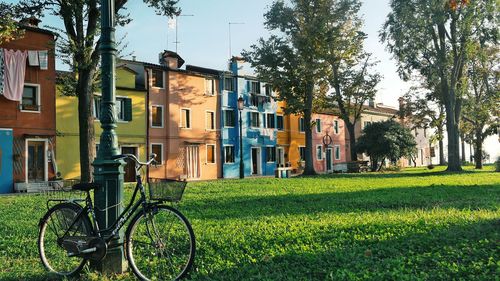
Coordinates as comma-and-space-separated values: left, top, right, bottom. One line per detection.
151, 144, 163, 164
334, 120, 339, 134
206, 111, 215, 130
206, 144, 216, 164
299, 118, 305, 132
152, 69, 164, 88
335, 145, 341, 160
250, 81, 261, 94
363, 121, 372, 129
315, 119, 321, 133
181, 108, 191, 129
21, 85, 40, 112
224, 77, 234, 91
265, 84, 272, 96
299, 146, 306, 161
250, 112, 260, 128
250, 94, 259, 107
277, 115, 284, 131
266, 147, 276, 162
94, 96, 132, 121
224, 110, 235, 127
224, 146, 235, 163
205, 78, 216, 96
316, 145, 323, 160
151, 105, 163, 127
266, 113, 275, 129
93, 96, 102, 118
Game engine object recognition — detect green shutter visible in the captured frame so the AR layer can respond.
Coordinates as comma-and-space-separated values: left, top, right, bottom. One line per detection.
124, 98, 133, 121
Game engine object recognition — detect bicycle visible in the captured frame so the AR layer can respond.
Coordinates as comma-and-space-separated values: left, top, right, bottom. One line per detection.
37, 153, 196, 281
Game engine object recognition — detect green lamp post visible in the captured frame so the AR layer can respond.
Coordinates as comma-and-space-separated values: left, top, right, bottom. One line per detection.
92, 0, 127, 273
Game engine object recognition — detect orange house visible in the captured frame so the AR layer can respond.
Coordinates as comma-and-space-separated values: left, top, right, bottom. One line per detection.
0, 22, 57, 192
276, 101, 305, 172
120, 51, 221, 181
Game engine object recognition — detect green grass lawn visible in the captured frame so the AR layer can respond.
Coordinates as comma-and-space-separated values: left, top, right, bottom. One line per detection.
0, 166, 499, 280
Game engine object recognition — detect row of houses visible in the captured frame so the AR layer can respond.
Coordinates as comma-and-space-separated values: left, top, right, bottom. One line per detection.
0, 24, 437, 193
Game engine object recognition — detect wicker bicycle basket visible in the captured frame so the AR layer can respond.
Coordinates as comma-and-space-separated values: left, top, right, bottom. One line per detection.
148, 178, 187, 202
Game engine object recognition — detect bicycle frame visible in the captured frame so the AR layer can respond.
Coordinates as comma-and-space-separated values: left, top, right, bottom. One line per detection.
57, 166, 152, 244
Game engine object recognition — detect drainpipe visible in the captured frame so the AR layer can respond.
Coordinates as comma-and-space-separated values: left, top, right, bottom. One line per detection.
145, 67, 150, 181
219, 72, 224, 178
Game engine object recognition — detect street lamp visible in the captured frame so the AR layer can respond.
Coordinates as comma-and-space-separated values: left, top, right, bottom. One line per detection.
238, 96, 244, 179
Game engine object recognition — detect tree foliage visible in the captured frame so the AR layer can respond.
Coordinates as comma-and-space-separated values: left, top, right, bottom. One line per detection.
6, 0, 180, 182
381, 0, 498, 172
356, 120, 417, 171
0, 3, 25, 44
243, 0, 333, 175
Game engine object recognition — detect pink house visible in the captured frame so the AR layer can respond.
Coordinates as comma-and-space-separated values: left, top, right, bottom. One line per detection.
311, 112, 347, 173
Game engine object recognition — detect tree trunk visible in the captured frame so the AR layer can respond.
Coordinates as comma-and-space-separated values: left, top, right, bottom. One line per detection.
370, 156, 378, 172
77, 68, 96, 182
346, 123, 357, 162
460, 133, 466, 163
302, 83, 316, 175
439, 138, 445, 165
474, 134, 483, 169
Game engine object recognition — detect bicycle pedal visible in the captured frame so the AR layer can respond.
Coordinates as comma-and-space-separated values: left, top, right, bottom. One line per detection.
80, 247, 97, 254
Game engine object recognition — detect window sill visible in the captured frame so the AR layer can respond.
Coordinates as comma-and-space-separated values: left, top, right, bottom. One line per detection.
151, 125, 164, 129
20, 109, 41, 114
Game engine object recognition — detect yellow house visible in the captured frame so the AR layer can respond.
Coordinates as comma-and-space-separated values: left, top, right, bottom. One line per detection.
56, 66, 147, 181
276, 101, 305, 172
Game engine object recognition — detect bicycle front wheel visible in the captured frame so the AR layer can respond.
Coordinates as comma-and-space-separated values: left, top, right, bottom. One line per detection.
126, 205, 195, 281
38, 202, 93, 277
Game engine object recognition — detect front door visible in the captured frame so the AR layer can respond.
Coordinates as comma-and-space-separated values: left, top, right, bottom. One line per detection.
277, 147, 285, 166
0, 129, 13, 193
326, 147, 333, 172
27, 140, 46, 182
251, 147, 260, 175
121, 146, 137, 182
186, 145, 200, 179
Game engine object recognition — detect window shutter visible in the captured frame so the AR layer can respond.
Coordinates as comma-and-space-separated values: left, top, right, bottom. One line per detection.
124, 98, 133, 121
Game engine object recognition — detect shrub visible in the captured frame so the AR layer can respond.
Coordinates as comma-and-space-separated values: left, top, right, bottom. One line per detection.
427, 164, 435, 170
496, 157, 500, 172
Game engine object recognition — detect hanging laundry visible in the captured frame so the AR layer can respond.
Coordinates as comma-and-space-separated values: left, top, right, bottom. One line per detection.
0, 49, 4, 96
3, 49, 28, 102
28, 50, 39, 66
38, 50, 48, 70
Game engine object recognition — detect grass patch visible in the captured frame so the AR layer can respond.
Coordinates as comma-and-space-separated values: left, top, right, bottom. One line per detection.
0, 167, 498, 280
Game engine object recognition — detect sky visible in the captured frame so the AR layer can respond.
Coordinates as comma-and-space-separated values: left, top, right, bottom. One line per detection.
5, 0, 499, 161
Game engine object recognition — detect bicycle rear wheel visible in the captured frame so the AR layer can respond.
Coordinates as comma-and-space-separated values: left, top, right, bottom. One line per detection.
126, 205, 195, 281
38, 202, 93, 277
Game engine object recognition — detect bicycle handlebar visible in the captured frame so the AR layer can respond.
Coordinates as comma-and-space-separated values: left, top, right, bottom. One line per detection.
111, 153, 157, 166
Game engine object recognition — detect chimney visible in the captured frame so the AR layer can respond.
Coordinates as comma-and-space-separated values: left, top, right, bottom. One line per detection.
20, 16, 41, 27
229, 56, 247, 75
159, 50, 185, 69
368, 99, 376, 108
132, 55, 136, 61
398, 97, 405, 119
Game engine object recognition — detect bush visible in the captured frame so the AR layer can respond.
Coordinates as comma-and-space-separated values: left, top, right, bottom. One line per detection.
382, 164, 402, 172
496, 157, 500, 172
427, 164, 435, 170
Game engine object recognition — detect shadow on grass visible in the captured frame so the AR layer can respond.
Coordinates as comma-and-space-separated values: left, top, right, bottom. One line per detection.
306, 169, 480, 179
184, 184, 500, 220
189, 219, 499, 281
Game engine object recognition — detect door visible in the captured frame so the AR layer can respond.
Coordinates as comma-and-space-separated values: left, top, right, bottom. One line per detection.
186, 145, 200, 179
326, 148, 333, 172
27, 140, 46, 182
121, 146, 137, 182
0, 129, 13, 193
277, 147, 285, 166
251, 147, 260, 175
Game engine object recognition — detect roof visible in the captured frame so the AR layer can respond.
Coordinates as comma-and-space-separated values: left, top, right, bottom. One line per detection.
20, 25, 57, 37
185, 65, 223, 76
160, 50, 185, 68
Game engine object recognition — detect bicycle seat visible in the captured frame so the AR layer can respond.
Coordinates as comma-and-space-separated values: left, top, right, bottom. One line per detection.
72, 182, 101, 192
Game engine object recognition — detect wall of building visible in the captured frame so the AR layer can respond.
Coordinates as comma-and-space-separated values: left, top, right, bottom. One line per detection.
0, 28, 57, 186
56, 67, 147, 180
312, 113, 347, 173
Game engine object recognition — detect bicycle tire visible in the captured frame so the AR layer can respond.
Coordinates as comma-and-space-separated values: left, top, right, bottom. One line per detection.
126, 205, 195, 281
38, 202, 93, 277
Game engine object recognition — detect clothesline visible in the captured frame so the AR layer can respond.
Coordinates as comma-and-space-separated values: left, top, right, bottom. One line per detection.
0, 48, 48, 102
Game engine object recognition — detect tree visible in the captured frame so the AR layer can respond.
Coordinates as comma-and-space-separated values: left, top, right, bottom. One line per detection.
356, 119, 417, 171
318, 0, 381, 162
9, 0, 180, 182
0, 3, 24, 44
381, 0, 498, 171
242, 0, 332, 175
400, 88, 446, 165
461, 43, 499, 169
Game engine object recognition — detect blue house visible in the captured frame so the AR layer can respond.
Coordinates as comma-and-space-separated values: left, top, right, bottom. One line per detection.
219, 57, 278, 178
